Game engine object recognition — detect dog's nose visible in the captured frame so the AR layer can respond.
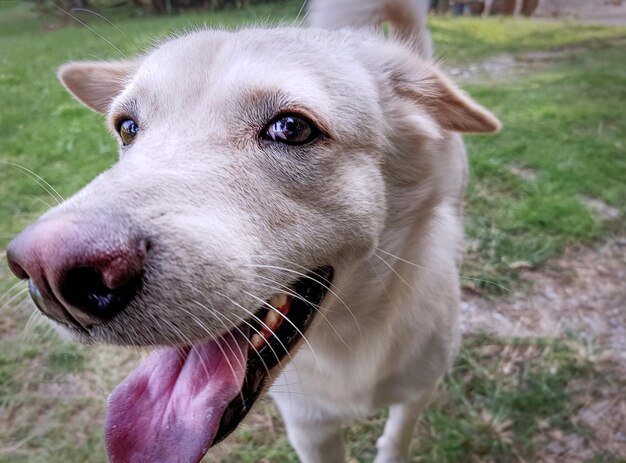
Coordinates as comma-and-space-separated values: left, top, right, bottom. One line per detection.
6, 216, 147, 328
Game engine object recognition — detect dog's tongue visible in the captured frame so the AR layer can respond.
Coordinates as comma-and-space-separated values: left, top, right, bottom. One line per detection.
105, 331, 248, 463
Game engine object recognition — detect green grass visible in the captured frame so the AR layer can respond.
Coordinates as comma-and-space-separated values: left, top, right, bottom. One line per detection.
462, 42, 626, 291
1, 1, 625, 462
431, 17, 626, 64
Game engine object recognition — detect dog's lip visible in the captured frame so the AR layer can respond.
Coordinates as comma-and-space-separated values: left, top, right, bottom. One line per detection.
104, 266, 334, 463
213, 265, 334, 446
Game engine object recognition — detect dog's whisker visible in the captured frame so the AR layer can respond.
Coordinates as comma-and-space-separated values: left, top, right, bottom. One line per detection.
235, 272, 334, 316
0, 280, 28, 306
21, 309, 47, 341
70, 8, 140, 53
174, 306, 245, 389
243, 264, 363, 342
183, 280, 284, 369
188, 301, 251, 378
214, 322, 249, 383
296, 0, 307, 20
368, 260, 394, 301
216, 291, 310, 387
221, 293, 309, 410
198, 300, 275, 379
153, 315, 197, 357
242, 290, 324, 374
235, 275, 356, 352
158, 313, 245, 403
212, 292, 309, 403
0, 161, 64, 204
295, 0, 310, 25
157, 315, 193, 347
245, 255, 345, 296
5, 298, 33, 327
260, 389, 315, 399
47, 1, 129, 59
373, 253, 413, 290
29, 195, 56, 209
208, 300, 303, 405
376, 247, 512, 294
214, 291, 297, 368
0, 288, 30, 313
173, 291, 244, 379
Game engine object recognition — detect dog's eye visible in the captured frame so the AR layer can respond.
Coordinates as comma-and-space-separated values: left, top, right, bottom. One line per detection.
118, 119, 139, 146
263, 115, 319, 146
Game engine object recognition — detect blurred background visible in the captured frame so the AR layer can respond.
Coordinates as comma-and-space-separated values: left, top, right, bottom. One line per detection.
0, 0, 624, 461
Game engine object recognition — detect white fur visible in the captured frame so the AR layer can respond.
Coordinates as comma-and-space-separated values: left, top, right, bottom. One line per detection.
13, 1, 501, 461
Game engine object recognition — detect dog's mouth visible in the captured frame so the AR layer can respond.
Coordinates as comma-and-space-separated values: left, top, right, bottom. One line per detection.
105, 266, 333, 463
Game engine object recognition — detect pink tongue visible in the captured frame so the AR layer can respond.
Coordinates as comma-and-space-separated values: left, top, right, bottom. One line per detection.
105, 331, 249, 463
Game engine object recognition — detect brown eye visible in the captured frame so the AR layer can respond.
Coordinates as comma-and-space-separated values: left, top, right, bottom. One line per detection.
118, 119, 139, 146
263, 115, 319, 145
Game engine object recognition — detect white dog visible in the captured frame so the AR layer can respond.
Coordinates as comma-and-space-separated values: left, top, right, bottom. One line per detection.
6, 0, 500, 461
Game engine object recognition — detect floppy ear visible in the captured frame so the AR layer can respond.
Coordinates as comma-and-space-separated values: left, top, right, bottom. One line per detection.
390, 59, 502, 134
57, 61, 138, 114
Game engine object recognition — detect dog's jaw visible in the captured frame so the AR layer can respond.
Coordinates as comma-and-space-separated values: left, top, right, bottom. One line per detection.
105, 267, 333, 463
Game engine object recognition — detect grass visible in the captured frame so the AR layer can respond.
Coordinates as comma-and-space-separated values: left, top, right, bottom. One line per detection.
462, 42, 626, 291
0, 1, 625, 462
214, 335, 624, 463
431, 17, 626, 64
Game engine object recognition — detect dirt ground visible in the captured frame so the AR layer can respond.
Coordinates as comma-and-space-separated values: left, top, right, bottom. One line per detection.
535, 0, 626, 25
460, 237, 626, 459
461, 238, 626, 369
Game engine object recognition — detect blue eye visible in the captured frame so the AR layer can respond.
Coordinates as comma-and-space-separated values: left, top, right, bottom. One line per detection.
118, 119, 139, 145
263, 115, 319, 145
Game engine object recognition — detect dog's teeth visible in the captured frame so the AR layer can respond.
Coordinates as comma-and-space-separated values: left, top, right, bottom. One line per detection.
270, 294, 287, 308
265, 310, 281, 328
251, 334, 265, 350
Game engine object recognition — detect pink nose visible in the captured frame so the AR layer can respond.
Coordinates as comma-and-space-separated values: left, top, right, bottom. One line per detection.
6, 216, 147, 329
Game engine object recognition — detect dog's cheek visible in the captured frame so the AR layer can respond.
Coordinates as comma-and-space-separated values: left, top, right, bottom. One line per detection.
296, 157, 387, 266
336, 156, 387, 245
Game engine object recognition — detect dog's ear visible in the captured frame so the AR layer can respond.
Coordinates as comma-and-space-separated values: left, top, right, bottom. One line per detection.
58, 61, 138, 114
389, 59, 502, 134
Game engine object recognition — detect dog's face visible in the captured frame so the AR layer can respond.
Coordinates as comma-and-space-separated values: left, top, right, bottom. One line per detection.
6, 28, 499, 463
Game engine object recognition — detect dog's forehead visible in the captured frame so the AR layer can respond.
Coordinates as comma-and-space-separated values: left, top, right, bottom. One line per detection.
133, 29, 375, 108
144, 27, 353, 67
141, 29, 228, 74
114, 28, 386, 145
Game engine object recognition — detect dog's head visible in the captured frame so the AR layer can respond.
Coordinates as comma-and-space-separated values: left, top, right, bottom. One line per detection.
6, 28, 499, 462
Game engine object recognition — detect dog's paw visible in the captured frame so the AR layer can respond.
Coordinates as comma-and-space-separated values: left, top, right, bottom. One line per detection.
374, 433, 410, 463
373, 455, 409, 463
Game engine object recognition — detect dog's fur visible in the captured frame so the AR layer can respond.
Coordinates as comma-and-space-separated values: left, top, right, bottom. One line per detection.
11, 0, 500, 461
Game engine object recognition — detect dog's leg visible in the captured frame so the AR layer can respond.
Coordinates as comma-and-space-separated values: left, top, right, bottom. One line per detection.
373, 389, 435, 463
283, 418, 344, 463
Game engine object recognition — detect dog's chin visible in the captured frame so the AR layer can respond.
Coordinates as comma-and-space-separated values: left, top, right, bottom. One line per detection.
100, 265, 333, 463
